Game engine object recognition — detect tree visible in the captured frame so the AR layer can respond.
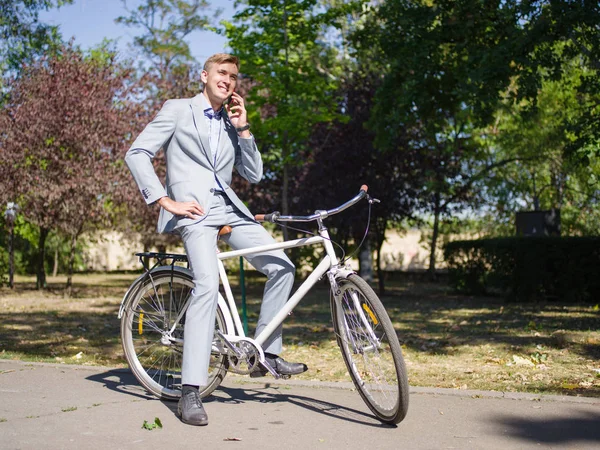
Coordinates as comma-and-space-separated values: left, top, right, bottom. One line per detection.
482, 53, 600, 236
353, 0, 600, 275
354, 0, 522, 276
224, 0, 344, 239
0, 45, 139, 292
508, 1, 600, 168
116, 0, 216, 80
0, 0, 72, 75
294, 72, 420, 293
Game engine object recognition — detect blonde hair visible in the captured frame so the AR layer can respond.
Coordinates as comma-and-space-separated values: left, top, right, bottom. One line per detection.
203, 53, 240, 72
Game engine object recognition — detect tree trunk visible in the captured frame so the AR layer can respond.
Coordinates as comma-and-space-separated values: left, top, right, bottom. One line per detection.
36, 227, 49, 290
8, 225, 15, 289
281, 130, 290, 242
359, 239, 373, 284
52, 247, 59, 278
143, 241, 150, 270
66, 224, 83, 297
428, 192, 441, 280
374, 219, 387, 296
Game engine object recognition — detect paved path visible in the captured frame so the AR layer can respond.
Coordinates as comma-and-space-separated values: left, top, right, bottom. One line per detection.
1, 360, 599, 449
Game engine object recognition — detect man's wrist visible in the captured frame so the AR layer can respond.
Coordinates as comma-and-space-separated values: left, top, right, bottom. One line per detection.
235, 123, 250, 133
157, 196, 170, 207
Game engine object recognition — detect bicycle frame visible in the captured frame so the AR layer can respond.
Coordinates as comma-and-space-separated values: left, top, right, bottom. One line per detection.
121, 186, 376, 366
123, 225, 363, 377
216, 228, 347, 350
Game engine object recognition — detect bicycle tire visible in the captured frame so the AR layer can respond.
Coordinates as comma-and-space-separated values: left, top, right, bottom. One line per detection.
332, 274, 409, 424
121, 269, 229, 400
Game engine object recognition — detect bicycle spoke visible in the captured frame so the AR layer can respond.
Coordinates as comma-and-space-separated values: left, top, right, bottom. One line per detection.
333, 275, 408, 424
122, 271, 229, 400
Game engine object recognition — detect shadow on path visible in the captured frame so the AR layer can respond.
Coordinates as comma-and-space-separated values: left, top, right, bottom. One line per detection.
85, 369, 393, 428
494, 410, 600, 445
85, 368, 156, 401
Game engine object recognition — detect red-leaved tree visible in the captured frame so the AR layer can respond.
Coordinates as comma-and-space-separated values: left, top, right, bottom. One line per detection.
0, 45, 140, 292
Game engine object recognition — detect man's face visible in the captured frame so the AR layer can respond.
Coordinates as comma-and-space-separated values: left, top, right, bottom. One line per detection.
201, 62, 238, 106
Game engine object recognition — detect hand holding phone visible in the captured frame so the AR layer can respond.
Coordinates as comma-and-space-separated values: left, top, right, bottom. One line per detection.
225, 92, 249, 136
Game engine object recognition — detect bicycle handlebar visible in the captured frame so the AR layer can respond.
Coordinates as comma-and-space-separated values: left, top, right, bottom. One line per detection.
255, 185, 369, 223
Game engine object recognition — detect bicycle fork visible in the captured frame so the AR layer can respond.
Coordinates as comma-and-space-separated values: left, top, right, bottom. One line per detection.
329, 272, 381, 354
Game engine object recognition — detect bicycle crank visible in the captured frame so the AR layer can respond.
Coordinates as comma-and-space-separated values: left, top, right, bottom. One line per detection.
226, 340, 260, 375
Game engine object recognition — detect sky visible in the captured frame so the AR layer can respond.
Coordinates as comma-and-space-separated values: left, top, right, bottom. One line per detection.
39, 0, 237, 65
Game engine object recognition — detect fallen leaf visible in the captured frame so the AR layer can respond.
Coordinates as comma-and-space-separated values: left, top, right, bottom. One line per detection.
512, 355, 534, 366
142, 417, 162, 430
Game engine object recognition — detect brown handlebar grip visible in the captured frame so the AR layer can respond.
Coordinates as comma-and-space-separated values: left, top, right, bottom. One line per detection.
255, 214, 266, 222
360, 184, 368, 193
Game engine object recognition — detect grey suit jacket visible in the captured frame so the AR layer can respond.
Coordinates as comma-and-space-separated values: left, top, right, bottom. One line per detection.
125, 94, 263, 233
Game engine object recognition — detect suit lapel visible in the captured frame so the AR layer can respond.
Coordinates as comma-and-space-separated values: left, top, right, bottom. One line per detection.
189, 95, 213, 167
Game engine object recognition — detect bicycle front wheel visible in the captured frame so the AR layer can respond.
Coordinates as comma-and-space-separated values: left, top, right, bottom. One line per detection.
332, 274, 409, 424
121, 269, 229, 400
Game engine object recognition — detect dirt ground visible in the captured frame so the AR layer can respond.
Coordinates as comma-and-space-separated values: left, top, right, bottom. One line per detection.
1, 272, 599, 397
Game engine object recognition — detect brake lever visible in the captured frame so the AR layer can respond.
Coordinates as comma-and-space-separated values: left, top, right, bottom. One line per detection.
367, 194, 381, 204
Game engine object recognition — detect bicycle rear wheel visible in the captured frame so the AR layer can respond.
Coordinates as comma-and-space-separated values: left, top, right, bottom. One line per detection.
121, 269, 229, 400
332, 274, 409, 424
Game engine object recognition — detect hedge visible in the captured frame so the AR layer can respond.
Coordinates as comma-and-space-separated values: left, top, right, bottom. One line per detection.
444, 237, 600, 302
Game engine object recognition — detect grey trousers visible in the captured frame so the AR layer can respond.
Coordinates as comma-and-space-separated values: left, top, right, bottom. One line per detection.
178, 192, 295, 387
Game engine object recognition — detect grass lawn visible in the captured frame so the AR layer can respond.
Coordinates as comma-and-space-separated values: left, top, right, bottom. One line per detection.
1, 271, 599, 397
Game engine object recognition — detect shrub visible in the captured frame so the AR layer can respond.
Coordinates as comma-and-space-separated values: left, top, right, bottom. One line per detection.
444, 237, 600, 302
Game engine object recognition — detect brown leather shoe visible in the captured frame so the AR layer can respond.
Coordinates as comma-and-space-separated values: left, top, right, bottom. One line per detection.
177, 386, 208, 426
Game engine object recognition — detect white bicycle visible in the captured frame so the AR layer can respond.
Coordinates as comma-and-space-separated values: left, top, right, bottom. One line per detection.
118, 186, 409, 424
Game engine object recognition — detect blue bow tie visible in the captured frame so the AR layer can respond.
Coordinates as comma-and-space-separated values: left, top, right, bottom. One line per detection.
204, 108, 222, 120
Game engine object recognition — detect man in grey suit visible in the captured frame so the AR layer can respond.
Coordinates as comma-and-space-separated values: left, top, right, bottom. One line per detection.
125, 53, 306, 426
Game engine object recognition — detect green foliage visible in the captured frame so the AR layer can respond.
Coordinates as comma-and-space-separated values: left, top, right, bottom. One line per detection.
0, 214, 87, 277
359, 0, 521, 147
350, 1, 600, 263
224, 0, 344, 177
352, 0, 530, 272
445, 237, 600, 302
115, 0, 215, 76
86, 39, 120, 67
0, 0, 72, 76
479, 49, 600, 236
